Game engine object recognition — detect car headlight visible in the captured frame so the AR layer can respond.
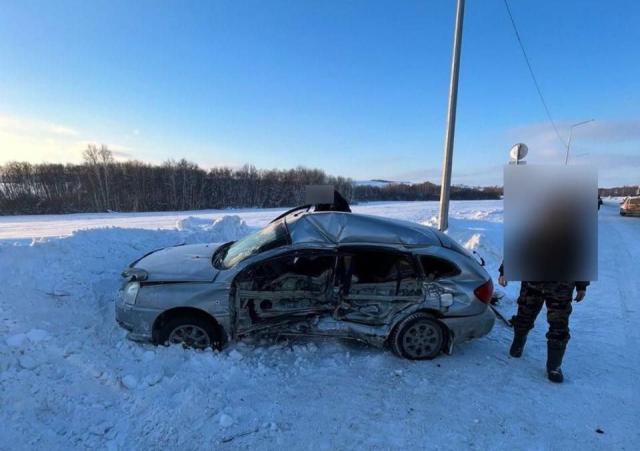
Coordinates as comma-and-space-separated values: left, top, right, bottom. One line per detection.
124, 282, 140, 305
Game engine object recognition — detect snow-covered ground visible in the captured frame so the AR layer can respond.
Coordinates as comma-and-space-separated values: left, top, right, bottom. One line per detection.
0, 200, 638, 450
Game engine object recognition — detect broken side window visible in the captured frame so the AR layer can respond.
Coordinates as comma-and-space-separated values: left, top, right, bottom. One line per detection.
347, 250, 421, 297
420, 255, 460, 280
237, 254, 335, 293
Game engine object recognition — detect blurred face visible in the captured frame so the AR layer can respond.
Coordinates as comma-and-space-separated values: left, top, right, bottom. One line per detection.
503, 165, 598, 282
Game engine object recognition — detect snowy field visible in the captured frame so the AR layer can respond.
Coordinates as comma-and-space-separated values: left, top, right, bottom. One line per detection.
0, 200, 638, 450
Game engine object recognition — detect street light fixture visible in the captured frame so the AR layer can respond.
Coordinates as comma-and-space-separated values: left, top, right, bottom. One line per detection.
564, 119, 594, 165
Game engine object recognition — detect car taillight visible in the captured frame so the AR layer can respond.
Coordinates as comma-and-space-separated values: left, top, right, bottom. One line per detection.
474, 279, 493, 304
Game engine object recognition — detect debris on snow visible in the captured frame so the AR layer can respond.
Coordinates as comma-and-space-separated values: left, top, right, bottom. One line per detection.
18, 355, 39, 370
262, 421, 279, 432
144, 373, 163, 386
63, 341, 81, 357
120, 375, 138, 389
6, 333, 27, 348
218, 413, 234, 428
141, 350, 155, 362
89, 422, 113, 436
220, 427, 259, 443
26, 328, 50, 342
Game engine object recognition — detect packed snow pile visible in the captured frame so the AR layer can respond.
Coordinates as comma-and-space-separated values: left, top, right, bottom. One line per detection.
0, 201, 638, 450
176, 215, 253, 242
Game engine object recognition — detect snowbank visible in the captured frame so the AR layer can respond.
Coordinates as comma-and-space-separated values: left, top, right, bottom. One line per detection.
0, 201, 637, 449
176, 215, 252, 242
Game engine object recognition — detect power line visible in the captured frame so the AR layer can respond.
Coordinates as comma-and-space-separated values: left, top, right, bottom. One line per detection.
503, 0, 567, 149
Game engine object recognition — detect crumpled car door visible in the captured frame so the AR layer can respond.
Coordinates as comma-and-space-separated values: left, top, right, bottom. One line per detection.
232, 252, 337, 335
333, 250, 424, 325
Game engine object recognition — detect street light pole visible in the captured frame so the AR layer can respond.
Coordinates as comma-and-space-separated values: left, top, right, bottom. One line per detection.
564, 119, 594, 165
438, 0, 465, 232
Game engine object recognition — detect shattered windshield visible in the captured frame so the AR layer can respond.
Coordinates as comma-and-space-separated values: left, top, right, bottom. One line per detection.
220, 220, 289, 269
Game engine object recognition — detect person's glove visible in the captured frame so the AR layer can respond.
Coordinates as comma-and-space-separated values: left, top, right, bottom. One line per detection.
575, 290, 586, 302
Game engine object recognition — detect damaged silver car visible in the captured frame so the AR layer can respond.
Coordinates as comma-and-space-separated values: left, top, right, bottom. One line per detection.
116, 204, 495, 360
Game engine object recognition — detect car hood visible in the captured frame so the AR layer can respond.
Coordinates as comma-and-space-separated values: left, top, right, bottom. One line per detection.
131, 243, 222, 282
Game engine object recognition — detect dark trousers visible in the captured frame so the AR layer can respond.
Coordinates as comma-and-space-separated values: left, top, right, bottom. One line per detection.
512, 282, 574, 349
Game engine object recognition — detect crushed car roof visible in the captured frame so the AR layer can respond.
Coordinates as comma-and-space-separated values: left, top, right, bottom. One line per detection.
285, 211, 442, 247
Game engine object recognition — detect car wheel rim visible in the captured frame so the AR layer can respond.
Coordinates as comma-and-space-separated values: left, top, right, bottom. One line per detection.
402, 322, 441, 358
168, 325, 211, 348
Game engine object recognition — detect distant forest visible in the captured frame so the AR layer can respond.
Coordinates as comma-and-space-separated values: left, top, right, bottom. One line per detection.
599, 186, 640, 197
354, 182, 501, 202
1, 145, 501, 215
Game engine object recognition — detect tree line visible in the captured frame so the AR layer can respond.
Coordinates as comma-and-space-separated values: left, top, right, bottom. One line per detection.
599, 186, 640, 197
353, 181, 502, 202
0, 145, 501, 215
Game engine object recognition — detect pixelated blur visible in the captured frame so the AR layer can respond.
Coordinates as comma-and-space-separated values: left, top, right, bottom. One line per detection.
504, 165, 598, 282
305, 185, 335, 204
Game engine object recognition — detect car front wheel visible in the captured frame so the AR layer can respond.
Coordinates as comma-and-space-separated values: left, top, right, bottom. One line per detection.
157, 315, 221, 350
389, 313, 445, 360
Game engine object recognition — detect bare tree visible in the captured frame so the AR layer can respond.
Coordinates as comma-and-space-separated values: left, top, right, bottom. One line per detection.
83, 144, 114, 211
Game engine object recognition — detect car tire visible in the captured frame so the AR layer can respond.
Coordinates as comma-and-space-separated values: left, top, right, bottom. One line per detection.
157, 314, 221, 350
389, 312, 444, 360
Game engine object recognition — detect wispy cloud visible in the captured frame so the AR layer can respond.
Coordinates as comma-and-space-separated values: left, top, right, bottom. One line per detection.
506, 119, 640, 186
0, 113, 134, 164
507, 119, 640, 162
390, 120, 640, 187
0, 114, 79, 138
572, 151, 640, 170
0, 114, 83, 163
577, 120, 640, 143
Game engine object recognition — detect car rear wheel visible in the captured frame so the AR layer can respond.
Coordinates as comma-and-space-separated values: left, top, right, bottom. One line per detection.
157, 315, 220, 350
390, 313, 444, 360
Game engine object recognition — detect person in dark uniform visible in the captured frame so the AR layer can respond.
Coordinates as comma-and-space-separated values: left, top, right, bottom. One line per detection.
498, 265, 587, 383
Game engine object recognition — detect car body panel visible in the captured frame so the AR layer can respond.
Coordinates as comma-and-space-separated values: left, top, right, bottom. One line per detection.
115, 293, 162, 342
131, 243, 222, 282
441, 307, 496, 345
287, 211, 442, 247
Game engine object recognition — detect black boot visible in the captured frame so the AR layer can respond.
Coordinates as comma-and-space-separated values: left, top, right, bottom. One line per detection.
509, 332, 527, 358
546, 345, 566, 383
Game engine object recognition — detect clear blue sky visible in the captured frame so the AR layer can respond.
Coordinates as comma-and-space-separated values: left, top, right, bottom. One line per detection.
1, 0, 638, 186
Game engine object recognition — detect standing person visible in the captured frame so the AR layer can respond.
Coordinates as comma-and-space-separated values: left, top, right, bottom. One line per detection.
498, 264, 588, 383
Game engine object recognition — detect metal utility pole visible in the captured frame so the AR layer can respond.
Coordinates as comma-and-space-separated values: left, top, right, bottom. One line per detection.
564, 119, 594, 165
438, 0, 465, 232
